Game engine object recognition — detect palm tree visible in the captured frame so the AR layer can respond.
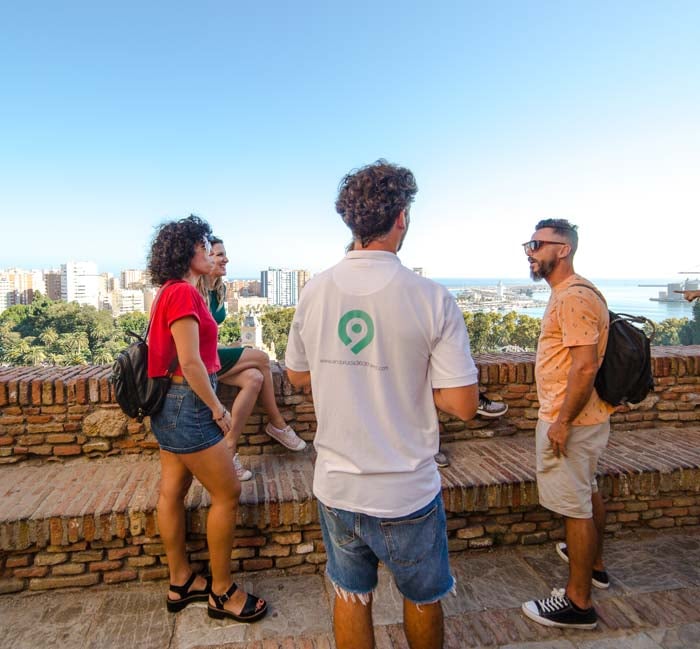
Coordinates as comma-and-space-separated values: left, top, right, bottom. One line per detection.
60, 331, 90, 356
40, 327, 59, 347
6, 338, 32, 364
91, 348, 115, 365
26, 347, 47, 366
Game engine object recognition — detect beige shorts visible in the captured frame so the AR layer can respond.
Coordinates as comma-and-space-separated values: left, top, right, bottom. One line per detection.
535, 419, 610, 519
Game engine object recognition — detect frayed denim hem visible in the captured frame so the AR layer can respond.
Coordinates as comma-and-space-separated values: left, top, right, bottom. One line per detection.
329, 579, 376, 606
405, 575, 458, 611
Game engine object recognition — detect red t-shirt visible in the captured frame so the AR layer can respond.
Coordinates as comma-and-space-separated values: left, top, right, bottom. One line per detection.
147, 280, 221, 377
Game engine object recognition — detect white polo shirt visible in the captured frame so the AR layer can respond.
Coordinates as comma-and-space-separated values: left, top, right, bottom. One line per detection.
285, 251, 478, 517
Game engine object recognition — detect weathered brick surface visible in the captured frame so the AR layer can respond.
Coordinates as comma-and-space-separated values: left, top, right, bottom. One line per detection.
2, 426, 697, 594
0, 349, 698, 595
0, 346, 697, 461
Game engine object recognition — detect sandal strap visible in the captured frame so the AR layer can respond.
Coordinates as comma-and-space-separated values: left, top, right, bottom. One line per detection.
240, 592, 264, 618
212, 581, 239, 607
169, 571, 197, 597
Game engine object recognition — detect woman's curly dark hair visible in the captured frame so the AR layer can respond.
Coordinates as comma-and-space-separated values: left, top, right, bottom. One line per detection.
147, 215, 212, 286
335, 159, 418, 247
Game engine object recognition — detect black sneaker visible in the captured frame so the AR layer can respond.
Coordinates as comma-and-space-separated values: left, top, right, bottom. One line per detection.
476, 394, 508, 418
555, 542, 610, 589
522, 588, 597, 629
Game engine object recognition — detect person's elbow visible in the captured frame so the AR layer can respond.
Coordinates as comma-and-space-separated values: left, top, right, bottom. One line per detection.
573, 359, 599, 382
286, 368, 311, 388
456, 392, 479, 421
179, 356, 205, 380
434, 384, 479, 421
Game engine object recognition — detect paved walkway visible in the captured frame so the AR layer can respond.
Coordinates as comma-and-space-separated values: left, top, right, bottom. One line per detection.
2, 528, 699, 648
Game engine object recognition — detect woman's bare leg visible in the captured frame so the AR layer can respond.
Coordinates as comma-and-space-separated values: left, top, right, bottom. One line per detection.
218, 367, 263, 448
158, 451, 209, 599
180, 439, 264, 616
219, 349, 286, 428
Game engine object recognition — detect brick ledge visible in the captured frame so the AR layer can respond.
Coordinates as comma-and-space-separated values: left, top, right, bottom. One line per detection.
1, 427, 699, 553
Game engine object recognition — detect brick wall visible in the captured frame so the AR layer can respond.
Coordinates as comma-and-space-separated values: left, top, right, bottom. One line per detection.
1, 346, 698, 464
2, 481, 698, 595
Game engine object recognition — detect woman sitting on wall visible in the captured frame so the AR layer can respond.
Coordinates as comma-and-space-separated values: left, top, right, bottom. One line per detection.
147, 215, 267, 622
199, 236, 306, 482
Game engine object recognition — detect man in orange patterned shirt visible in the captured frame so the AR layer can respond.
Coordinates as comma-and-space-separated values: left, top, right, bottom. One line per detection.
521, 219, 615, 631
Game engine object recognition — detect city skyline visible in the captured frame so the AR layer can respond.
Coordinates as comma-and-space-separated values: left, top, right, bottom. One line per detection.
0, 261, 313, 314
1, 3, 699, 278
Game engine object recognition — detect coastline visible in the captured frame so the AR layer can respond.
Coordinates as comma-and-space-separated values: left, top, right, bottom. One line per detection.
433, 277, 698, 322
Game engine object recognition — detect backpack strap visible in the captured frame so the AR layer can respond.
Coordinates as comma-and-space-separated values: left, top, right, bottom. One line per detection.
571, 283, 656, 340
569, 282, 608, 307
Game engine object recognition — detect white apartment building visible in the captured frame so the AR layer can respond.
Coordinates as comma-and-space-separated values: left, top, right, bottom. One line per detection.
116, 289, 146, 315
261, 268, 298, 306
61, 261, 100, 308
0, 268, 46, 313
121, 269, 147, 289
234, 295, 269, 313
261, 268, 309, 306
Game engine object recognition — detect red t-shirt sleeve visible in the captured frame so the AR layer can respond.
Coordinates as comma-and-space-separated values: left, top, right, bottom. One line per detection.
147, 281, 220, 377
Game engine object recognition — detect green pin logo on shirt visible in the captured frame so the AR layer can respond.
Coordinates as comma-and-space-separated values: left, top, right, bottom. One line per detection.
338, 310, 375, 354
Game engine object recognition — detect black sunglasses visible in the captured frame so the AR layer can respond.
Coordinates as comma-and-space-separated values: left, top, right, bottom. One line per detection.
522, 240, 567, 253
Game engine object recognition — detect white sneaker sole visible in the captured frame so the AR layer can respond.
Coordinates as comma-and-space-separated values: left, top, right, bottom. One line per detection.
476, 403, 509, 418
521, 602, 597, 630
265, 424, 307, 451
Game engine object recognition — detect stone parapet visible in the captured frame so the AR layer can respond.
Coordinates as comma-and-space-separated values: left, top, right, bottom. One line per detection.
0, 346, 698, 464
0, 426, 698, 595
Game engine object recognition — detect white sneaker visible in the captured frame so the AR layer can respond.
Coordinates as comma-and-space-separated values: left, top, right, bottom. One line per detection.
265, 423, 306, 451
233, 453, 253, 481
477, 394, 509, 418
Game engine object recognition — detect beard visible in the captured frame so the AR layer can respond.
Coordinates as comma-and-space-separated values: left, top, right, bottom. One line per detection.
529, 257, 555, 281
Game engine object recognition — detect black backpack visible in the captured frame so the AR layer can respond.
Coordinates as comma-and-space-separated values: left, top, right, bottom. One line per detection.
110, 284, 178, 421
572, 284, 655, 406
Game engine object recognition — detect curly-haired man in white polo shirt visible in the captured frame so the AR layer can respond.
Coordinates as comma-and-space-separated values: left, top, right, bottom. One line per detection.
285, 160, 479, 649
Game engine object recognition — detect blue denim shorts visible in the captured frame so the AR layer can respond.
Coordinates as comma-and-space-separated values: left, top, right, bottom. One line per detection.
149, 375, 224, 454
318, 491, 454, 604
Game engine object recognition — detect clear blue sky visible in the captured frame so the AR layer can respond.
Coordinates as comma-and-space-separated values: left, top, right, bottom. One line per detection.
1, 1, 698, 279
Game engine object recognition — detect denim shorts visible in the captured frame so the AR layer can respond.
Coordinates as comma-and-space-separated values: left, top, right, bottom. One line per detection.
149, 375, 224, 454
318, 491, 454, 604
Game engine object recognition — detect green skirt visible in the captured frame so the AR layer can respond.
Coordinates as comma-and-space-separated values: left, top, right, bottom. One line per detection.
217, 346, 245, 377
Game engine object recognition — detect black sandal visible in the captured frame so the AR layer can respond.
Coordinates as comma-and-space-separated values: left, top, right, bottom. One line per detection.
166, 572, 211, 613
207, 581, 268, 622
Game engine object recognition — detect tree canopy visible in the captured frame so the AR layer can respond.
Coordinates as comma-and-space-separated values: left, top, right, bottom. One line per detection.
0, 295, 143, 366
1, 294, 698, 367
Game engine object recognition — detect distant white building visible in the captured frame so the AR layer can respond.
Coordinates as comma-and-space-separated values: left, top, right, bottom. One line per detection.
234, 295, 269, 313
61, 261, 100, 308
261, 268, 300, 306
116, 289, 146, 315
121, 269, 147, 289
0, 268, 45, 313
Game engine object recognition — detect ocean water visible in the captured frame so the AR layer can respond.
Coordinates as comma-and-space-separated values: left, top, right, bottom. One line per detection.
434, 277, 698, 323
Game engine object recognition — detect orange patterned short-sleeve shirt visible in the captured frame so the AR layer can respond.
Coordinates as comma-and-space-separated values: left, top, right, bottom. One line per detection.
535, 274, 615, 425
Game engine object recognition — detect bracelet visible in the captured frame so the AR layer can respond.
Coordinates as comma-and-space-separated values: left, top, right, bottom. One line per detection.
214, 408, 228, 422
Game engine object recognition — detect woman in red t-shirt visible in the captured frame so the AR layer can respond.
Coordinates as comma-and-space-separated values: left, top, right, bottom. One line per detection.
147, 215, 267, 623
